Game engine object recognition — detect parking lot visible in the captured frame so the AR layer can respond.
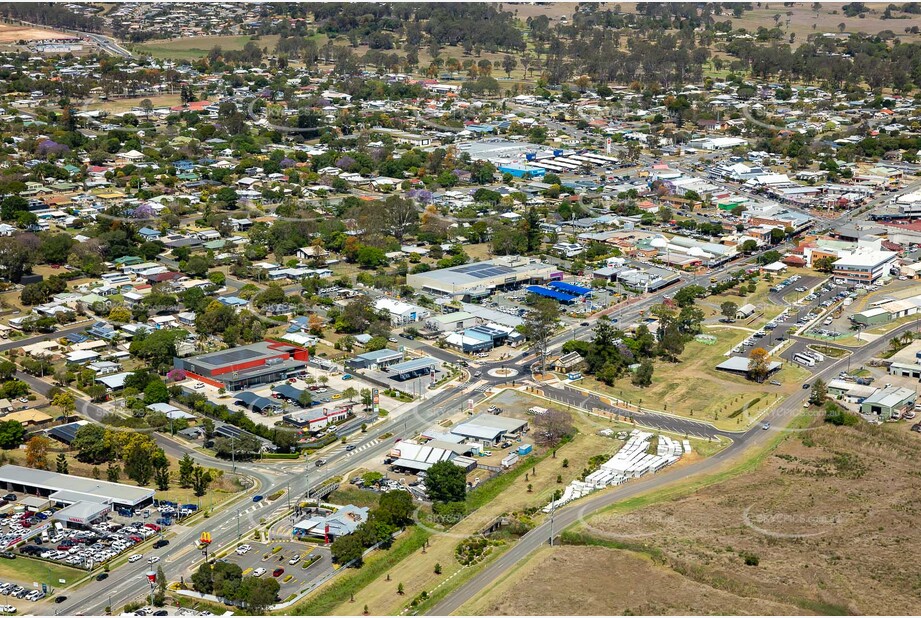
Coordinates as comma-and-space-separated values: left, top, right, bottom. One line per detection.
224, 541, 330, 596
4, 498, 198, 572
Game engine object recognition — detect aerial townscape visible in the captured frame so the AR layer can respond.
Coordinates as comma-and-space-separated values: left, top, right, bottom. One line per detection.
0, 1, 918, 617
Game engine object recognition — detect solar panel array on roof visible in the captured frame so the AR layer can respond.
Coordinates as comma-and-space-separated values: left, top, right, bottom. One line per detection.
201, 348, 262, 367
214, 424, 243, 439
452, 263, 516, 279
48, 421, 85, 444
549, 281, 592, 296
526, 285, 577, 303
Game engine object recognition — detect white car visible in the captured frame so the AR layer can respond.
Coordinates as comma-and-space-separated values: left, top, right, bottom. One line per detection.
128, 553, 142, 563
0, 605, 15, 613
252, 567, 266, 577
148, 556, 160, 564
288, 555, 300, 565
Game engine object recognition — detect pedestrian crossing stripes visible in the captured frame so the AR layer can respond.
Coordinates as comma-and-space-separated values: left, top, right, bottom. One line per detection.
345, 439, 380, 456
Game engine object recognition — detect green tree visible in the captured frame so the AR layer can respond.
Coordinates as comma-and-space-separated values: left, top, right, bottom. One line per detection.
72, 424, 111, 463
55, 452, 68, 474
106, 463, 120, 482
809, 378, 828, 406
523, 298, 560, 376
0, 360, 16, 381
143, 379, 170, 405
426, 460, 467, 504
191, 562, 213, 594
631, 360, 654, 387
377, 490, 414, 527
331, 533, 365, 567
241, 575, 279, 612
814, 256, 836, 273
720, 301, 739, 322
122, 435, 160, 485
153, 450, 170, 491
0, 420, 25, 449
191, 465, 212, 497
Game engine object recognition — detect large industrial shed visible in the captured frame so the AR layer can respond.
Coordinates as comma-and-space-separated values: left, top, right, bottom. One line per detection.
0, 464, 154, 509
451, 414, 528, 445
406, 256, 559, 298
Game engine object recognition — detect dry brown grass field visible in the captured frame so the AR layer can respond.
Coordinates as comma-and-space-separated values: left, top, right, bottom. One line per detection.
466, 420, 921, 615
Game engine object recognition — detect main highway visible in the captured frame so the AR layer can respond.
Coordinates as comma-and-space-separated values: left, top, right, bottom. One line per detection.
429, 318, 916, 615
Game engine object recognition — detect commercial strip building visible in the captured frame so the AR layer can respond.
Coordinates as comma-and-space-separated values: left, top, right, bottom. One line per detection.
0, 464, 154, 525
407, 256, 560, 299
347, 349, 404, 370
174, 340, 310, 391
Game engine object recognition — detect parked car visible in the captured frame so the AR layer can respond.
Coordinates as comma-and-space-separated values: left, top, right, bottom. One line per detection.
252, 568, 266, 577
272, 568, 284, 577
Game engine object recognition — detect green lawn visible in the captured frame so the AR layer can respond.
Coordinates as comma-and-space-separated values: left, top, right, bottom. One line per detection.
0, 557, 83, 588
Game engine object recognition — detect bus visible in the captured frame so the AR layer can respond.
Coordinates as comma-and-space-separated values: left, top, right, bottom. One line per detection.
792, 353, 815, 367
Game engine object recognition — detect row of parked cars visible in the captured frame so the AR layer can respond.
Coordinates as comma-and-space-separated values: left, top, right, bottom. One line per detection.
0, 508, 51, 548
19, 519, 163, 568
0, 581, 43, 603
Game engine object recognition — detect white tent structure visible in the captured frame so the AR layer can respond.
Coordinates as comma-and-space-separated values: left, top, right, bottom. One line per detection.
542, 430, 686, 513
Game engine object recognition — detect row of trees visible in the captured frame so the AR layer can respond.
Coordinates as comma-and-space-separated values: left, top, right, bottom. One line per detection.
190, 561, 279, 612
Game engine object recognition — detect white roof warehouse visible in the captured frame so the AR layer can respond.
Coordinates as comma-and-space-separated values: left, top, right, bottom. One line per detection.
0, 464, 155, 508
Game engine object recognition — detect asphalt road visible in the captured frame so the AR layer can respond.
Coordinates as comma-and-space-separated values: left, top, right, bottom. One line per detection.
46, 382, 478, 616
429, 320, 917, 615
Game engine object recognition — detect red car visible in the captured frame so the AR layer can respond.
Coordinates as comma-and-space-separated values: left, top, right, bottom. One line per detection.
144, 523, 161, 532
272, 568, 284, 578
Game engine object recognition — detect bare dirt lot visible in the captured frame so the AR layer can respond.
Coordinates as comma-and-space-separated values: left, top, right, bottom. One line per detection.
470, 420, 921, 615
0, 24, 69, 43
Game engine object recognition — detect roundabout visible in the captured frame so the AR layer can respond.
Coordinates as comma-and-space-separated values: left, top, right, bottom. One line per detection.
487, 367, 519, 379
